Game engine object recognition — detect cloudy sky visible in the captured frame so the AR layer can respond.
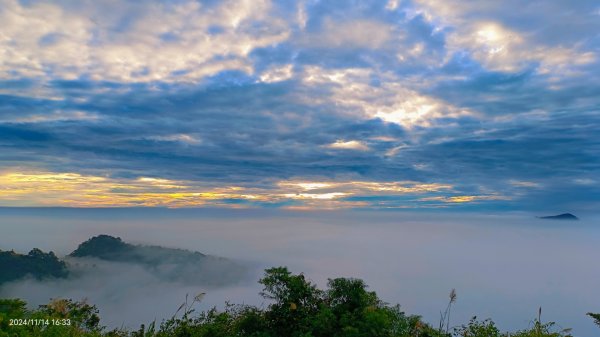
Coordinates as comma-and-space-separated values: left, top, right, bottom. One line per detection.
1, 0, 599, 211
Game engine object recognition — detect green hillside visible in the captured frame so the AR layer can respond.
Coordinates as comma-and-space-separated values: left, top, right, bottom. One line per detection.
0, 235, 247, 287
69, 235, 247, 286
0, 249, 68, 285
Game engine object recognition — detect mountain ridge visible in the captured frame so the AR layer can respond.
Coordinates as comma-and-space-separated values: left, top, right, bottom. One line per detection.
1, 235, 248, 286
537, 213, 579, 220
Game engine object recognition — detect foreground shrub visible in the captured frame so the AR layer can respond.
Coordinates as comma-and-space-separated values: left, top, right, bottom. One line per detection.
0, 267, 588, 337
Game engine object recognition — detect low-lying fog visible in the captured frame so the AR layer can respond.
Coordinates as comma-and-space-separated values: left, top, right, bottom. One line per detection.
1, 208, 599, 336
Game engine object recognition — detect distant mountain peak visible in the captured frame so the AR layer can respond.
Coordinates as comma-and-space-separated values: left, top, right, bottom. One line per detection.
70, 234, 131, 258
537, 213, 579, 220
2, 235, 248, 287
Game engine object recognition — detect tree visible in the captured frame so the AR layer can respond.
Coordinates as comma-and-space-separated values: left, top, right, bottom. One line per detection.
454, 317, 500, 337
587, 312, 600, 328
38, 298, 102, 334
259, 267, 323, 336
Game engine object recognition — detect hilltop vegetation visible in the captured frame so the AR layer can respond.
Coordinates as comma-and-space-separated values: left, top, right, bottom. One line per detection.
69, 235, 248, 286
0, 235, 248, 287
1, 267, 594, 337
70, 235, 212, 265
0, 249, 68, 285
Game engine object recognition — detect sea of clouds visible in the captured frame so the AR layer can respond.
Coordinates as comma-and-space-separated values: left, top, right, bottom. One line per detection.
1, 208, 599, 336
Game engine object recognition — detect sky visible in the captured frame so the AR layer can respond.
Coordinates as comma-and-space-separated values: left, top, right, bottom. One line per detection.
0, 0, 599, 211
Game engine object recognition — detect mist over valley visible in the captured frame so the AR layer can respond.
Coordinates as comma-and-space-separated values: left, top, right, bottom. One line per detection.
1, 208, 599, 336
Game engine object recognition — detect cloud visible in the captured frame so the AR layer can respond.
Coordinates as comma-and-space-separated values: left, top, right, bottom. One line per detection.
0, 110, 99, 124
412, 0, 598, 76
300, 66, 476, 129
509, 180, 541, 188
149, 134, 202, 145
385, 0, 400, 11
420, 194, 510, 204
1, 71, 598, 211
326, 140, 370, 151
0, 0, 598, 212
3, 209, 600, 335
448, 21, 595, 74
0, 0, 290, 82
0, 170, 459, 209
259, 64, 294, 83
0, 254, 256, 329
300, 18, 392, 49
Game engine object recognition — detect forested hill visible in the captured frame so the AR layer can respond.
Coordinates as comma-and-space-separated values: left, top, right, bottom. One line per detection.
1, 235, 248, 287
69, 234, 249, 286
0, 248, 68, 284
69, 234, 209, 265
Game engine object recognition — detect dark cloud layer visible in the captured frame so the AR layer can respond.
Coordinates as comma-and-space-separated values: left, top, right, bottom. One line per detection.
0, 0, 598, 211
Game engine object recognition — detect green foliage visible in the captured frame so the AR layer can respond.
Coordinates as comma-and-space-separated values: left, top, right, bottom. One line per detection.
69, 235, 132, 259
68, 235, 246, 287
69, 235, 211, 267
507, 316, 572, 337
587, 312, 600, 327
0, 249, 68, 284
255, 267, 429, 337
0, 298, 102, 337
0, 299, 28, 335
0, 267, 586, 337
322, 277, 399, 336
260, 267, 323, 336
453, 317, 500, 337
38, 299, 102, 333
